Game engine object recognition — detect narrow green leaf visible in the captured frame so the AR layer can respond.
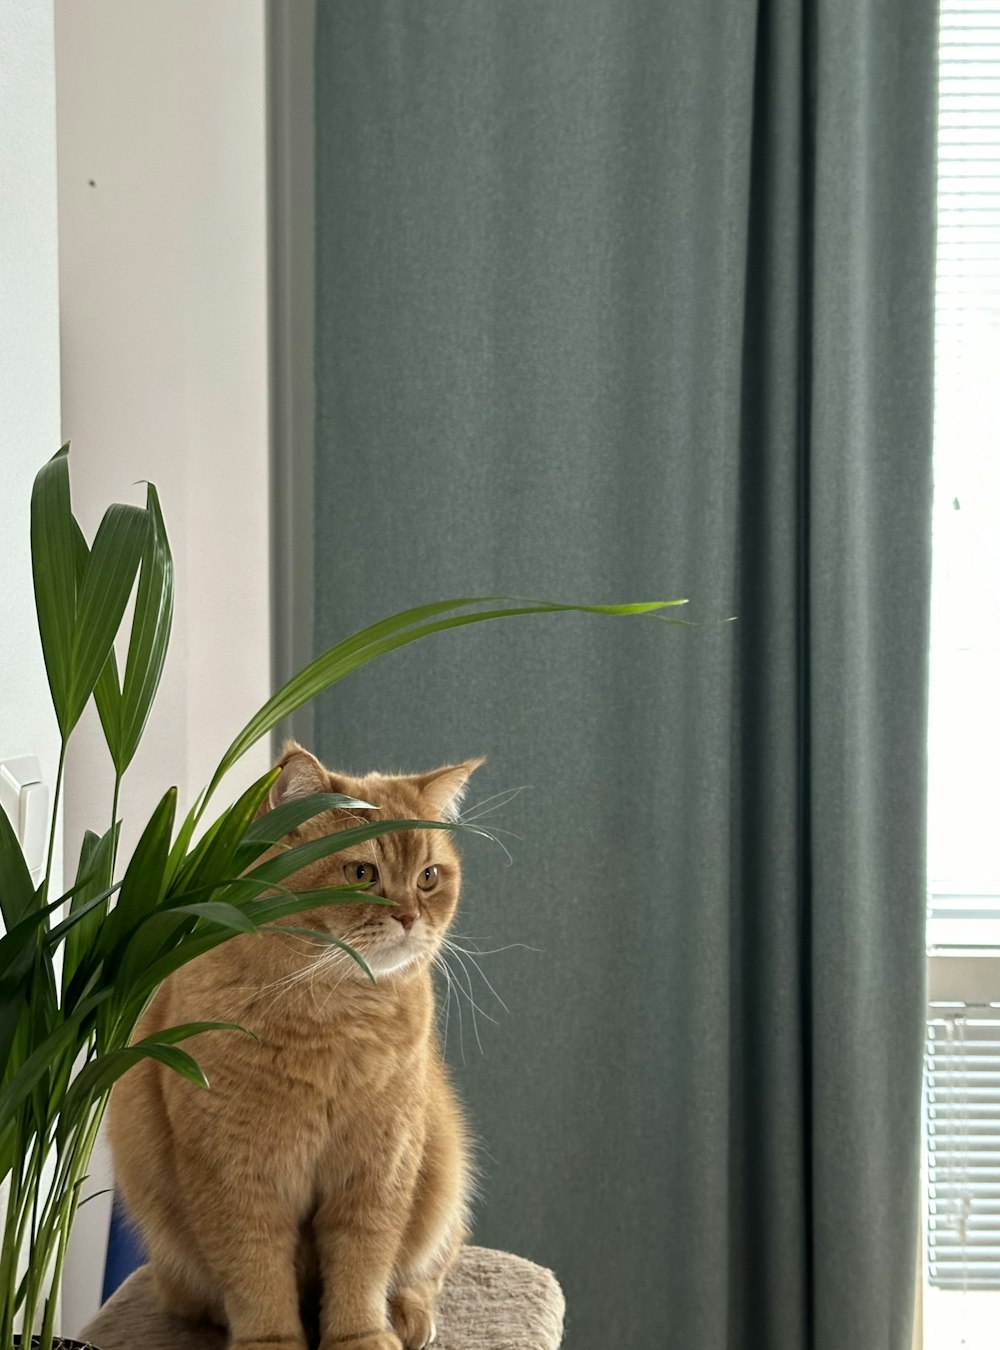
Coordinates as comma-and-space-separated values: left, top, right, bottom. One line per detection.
77, 1188, 114, 1209
205, 596, 686, 800
48, 882, 122, 950
116, 932, 234, 1001
159, 901, 258, 933
134, 885, 390, 992
265, 925, 374, 982
57, 1041, 211, 1144
68, 503, 149, 731
30, 446, 77, 736
103, 787, 176, 952
63, 825, 119, 991
0, 887, 89, 976
171, 769, 277, 897
116, 484, 174, 772
238, 791, 377, 856
150, 1019, 254, 1046
1, 934, 69, 1106
112, 876, 382, 1005
0, 919, 50, 1082
0, 1118, 15, 1184
93, 646, 125, 772
235, 887, 394, 927
128, 1042, 208, 1088
0, 1002, 26, 1115
0, 1014, 88, 1136
113, 877, 300, 999
0, 795, 36, 929
89, 484, 126, 761
113, 913, 200, 996
237, 816, 483, 891
163, 797, 201, 891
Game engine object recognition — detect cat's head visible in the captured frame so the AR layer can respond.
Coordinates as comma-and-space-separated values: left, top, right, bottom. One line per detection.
257, 742, 483, 981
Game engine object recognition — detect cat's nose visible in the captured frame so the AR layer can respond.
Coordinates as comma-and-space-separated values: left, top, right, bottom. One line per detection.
392, 913, 416, 932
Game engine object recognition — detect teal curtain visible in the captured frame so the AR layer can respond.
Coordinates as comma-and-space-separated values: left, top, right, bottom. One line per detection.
311, 4, 936, 1347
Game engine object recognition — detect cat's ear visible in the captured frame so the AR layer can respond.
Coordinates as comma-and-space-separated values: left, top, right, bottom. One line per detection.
262, 741, 330, 813
411, 758, 485, 822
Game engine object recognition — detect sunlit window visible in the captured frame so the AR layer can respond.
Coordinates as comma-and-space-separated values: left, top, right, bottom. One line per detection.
923, 4, 1000, 1347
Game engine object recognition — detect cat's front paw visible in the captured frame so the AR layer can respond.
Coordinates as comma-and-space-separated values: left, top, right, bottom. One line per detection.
390, 1286, 437, 1348
320, 1334, 402, 1350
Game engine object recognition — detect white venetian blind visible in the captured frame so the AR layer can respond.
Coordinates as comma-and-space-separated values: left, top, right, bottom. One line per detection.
927, 1014, 1000, 1289
927, 0, 1000, 950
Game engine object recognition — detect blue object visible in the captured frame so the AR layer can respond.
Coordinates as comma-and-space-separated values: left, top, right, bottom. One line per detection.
102, 1194, 146, 1301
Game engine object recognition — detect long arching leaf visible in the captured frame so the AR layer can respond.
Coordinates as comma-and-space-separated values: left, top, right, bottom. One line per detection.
204, 596, 686, 801
234, 816, 499, 891
239, 791, 377, 851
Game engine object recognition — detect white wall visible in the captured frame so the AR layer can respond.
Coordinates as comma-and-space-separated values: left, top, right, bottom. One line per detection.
55, 0, 271, 1331
0, 2, 63, 865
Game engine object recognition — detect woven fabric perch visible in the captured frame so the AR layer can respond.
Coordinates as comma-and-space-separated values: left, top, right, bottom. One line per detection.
79, 1245, 565, 1350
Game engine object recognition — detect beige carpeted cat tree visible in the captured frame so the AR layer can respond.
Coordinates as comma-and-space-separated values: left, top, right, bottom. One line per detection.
79, 1246, 565, 1350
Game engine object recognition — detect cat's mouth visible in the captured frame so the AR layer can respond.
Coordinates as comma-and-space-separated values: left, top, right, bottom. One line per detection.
364, 923, 427, 977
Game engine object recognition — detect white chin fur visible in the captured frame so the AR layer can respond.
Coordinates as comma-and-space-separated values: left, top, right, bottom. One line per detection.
366, 944, 424, 977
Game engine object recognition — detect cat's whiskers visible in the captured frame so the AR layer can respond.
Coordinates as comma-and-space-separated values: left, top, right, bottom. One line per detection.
476, 830, 515, 867
433, 944, 502, 1060
230, 961, 312, 1011
439, 946, 497, 1036
456, 785, 529, 822
251, 966, 319, 1018
435, 950, 465, 1064
440, 937, 510, 1014
431, 923, 536, 1060
240, 935, 355, 1017
317, 946, 367, 1013
316, 945, 367, 1013
445, 935, 542, 957
431, 953, 454, 1052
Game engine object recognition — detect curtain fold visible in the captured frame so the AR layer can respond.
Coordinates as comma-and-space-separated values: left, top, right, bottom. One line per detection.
311, 4, 936, 1346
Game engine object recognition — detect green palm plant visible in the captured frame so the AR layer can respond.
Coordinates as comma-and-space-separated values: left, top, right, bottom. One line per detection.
0, 446, 686, 1349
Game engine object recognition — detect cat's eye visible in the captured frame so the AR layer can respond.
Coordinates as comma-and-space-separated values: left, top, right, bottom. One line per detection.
344, 861, 378, 887
417, 865, 439, 891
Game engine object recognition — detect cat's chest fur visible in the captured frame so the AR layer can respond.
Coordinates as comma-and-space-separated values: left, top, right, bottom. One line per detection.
165, 954, 436, 1206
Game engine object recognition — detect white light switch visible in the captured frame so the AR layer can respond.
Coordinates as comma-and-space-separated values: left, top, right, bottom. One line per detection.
0, 756, 49, 884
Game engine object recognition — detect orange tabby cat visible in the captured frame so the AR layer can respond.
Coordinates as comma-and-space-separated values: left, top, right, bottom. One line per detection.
108, 744, 483, 1350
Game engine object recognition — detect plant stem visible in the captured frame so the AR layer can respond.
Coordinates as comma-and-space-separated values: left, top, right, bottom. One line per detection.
38, 1194, 73, 1350
39, 741, 67, 911
9, 736, 64, 1348
13, 1118, 51, 1347
6, 1125, 43, 1320
109, 771, 122, 876
0, 1122, 27, 1348
37, 1100, 107, 1350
